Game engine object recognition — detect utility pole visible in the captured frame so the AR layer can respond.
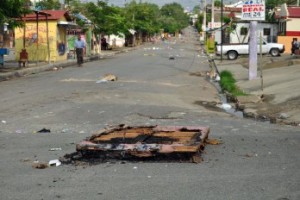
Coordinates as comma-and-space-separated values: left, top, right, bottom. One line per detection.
242, 0, 265, 80
220, 0, 223, 61
202, 0, 206, 43
211, 0, 214, 32
249, 21, 258, 80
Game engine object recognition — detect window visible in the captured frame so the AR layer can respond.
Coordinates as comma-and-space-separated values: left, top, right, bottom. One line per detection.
240, 27, 248, 35
263, 28, 271, 36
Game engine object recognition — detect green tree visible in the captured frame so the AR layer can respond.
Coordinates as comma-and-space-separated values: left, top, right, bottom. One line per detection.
193, 5, 201, 14
266, 0, 297, 9
83, 1, 128, 35
35, 0, 61, 10
158, 16, 179, 33
214, 0, 223, 8
124, 1, 161, 35
66, 0, 85, 14
160, 3, 189, 33
195, 14, 203, 32
264, 0, 297, 22
0, 0, 31, 27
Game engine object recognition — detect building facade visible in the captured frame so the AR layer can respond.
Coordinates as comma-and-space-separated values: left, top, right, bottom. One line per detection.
15, 10, 74, 62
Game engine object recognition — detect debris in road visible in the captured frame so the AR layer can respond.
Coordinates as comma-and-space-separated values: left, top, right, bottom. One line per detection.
279, 113, 289, 119
96, 74, 118, 83
32, 161, 48, 169
49, 148, 62, 151
241, 153, 258, 158
169, 56, 175, 60
243, 154, 254, 158
49, 159, 61, 167
37, 128, 51, 133
73, 124, 210, 163
205, 138, 222, 145
15, 130, 22, 134
189, 71, 207, 77
1, 120, 6, 124
217, 103, 232, 110
61, 128, 69, 133
21, 158, 31, 162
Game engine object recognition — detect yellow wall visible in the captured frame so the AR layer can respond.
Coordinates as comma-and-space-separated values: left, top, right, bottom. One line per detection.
15, 20, 67, 62
278, 36, 300, 54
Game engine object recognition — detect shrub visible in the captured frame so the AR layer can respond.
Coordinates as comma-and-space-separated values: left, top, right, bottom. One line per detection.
219, 70, 246, 96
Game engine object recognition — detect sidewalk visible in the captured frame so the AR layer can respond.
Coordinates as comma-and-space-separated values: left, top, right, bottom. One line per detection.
214, 57, 300, 126
0, 46, 137, 81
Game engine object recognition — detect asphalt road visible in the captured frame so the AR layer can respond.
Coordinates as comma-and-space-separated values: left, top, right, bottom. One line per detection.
0, 27, 299, 200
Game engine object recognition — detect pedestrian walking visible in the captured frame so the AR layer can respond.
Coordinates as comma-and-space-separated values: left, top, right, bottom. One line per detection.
291, 38, 299, 55
75, 35, 86, 66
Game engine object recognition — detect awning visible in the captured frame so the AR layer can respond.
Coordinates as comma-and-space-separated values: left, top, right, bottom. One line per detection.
57, 21, 77, 27
74, 13, 92, 24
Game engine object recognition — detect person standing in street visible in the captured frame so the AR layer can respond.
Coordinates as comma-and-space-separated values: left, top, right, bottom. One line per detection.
75, 35, 86, 66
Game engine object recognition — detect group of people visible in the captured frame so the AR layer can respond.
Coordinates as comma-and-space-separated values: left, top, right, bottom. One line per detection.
291, 38, 300, 55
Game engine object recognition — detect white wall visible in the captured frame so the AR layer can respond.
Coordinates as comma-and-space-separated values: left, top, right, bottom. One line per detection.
213, 22, 278, 44
287, 18, 300, 32
106, 34, 125, 47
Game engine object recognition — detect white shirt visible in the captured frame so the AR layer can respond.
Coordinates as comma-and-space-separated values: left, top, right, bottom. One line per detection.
75, 39, 86, 49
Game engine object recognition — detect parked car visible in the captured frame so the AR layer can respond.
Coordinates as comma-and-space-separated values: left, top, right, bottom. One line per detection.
216, 39, 285, 60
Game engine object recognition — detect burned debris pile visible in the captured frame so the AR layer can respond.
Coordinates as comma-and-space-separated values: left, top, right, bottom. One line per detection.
63, 125, 211, 164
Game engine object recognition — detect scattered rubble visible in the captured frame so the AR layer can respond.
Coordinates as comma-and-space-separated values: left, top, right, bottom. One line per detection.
279, 113, 289, 119
15, 130, 22, 134
37, 128, 51, 133
96, 74, 118, 83
49, 159, 61, 167
205, 138, 223, 145
32, 161, 48, 169
189, 71, 207, 77
49, 148, 62, 151
217, 103, 232, 111
144, 54, 155, 56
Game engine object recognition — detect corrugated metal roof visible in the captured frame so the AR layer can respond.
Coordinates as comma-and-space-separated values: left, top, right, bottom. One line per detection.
21, 10, 72, 21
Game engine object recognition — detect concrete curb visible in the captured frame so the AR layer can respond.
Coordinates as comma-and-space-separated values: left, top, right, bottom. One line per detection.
0, 47, 137, 82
